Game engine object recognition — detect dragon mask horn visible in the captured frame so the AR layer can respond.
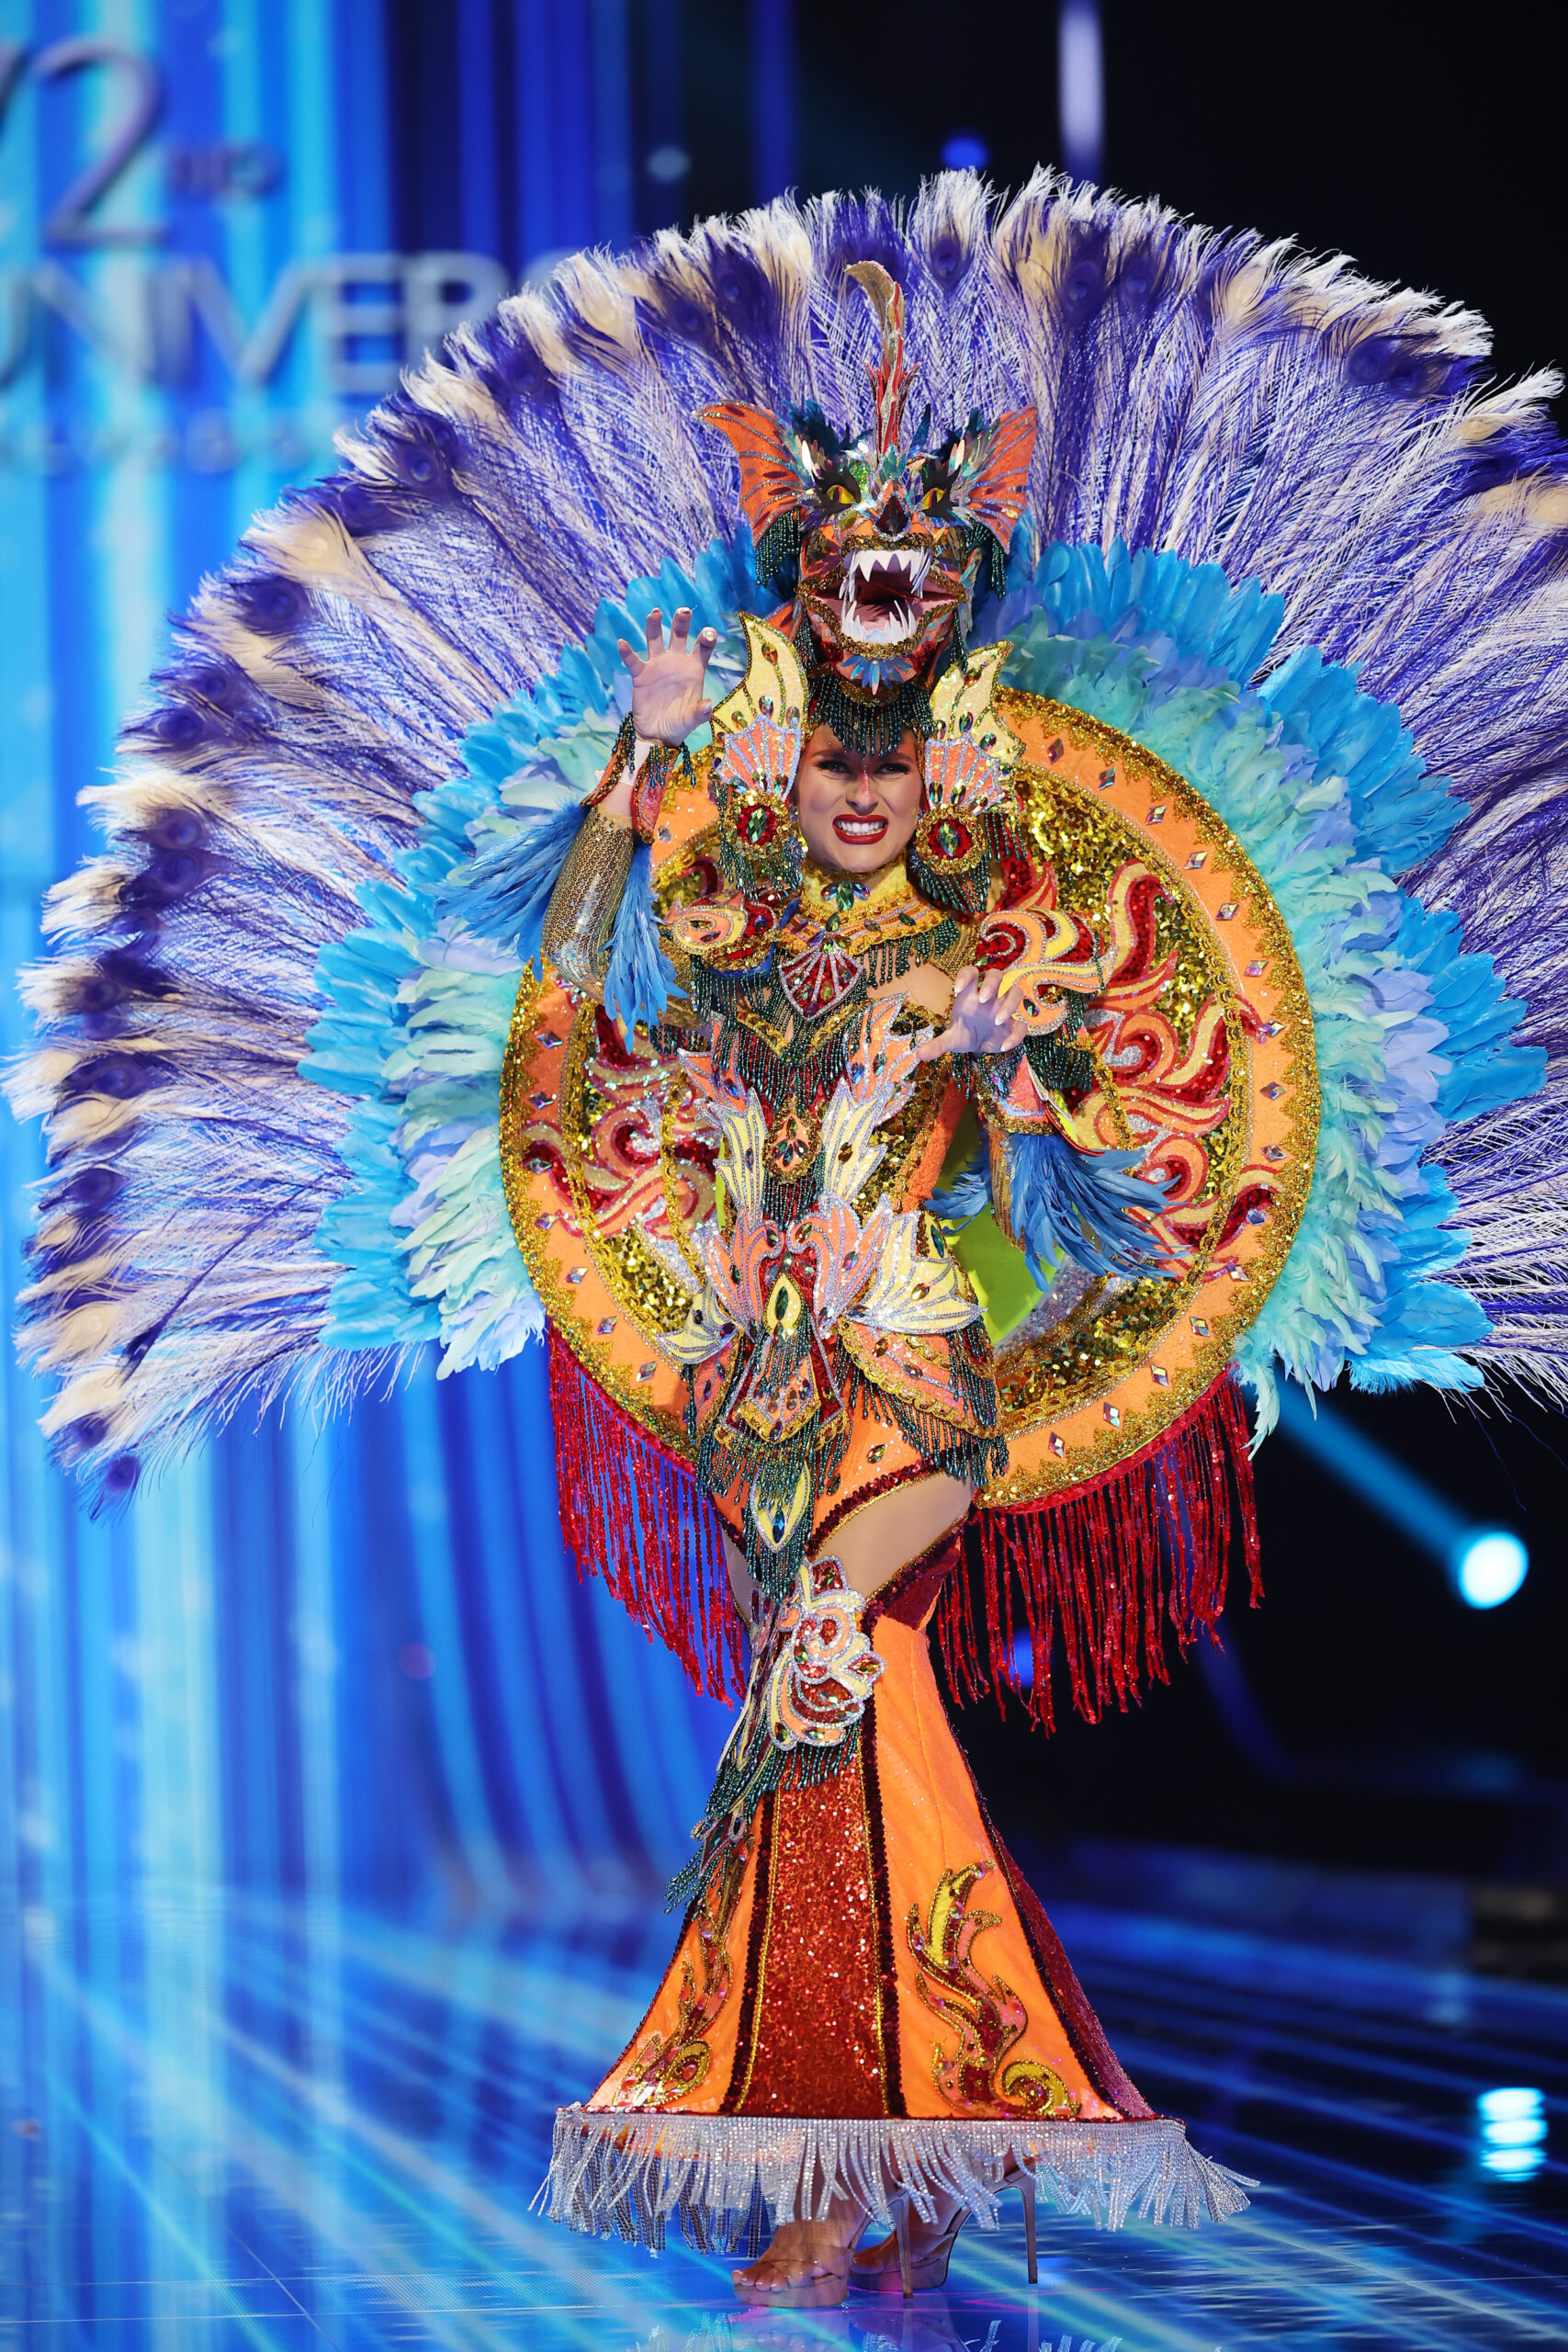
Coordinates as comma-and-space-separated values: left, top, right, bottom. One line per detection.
846, 260, 915, 458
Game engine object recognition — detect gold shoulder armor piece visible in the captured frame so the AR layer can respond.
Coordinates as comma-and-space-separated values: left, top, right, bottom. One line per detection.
928, 641, 1023, 771
710, 613, 809, 740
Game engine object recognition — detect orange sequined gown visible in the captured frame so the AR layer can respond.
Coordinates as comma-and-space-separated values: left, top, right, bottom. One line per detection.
549, 1513, 1250, 2247
543, 844, 1254, 2251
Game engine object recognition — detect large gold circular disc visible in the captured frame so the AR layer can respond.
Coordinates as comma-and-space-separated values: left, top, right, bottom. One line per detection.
500, 973, 704, 1446
499, 690, 1318, 1491
497, 744, 751, 1443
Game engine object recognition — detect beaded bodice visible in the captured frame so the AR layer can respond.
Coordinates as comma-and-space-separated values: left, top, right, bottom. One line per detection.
658, 853, 1009, 1596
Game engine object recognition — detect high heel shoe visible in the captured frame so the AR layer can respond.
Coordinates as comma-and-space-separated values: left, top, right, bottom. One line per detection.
849, 2199, 970, 2296
849, 2169, 1039, 2296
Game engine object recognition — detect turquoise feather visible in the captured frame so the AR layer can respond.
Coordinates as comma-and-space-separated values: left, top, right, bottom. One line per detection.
993, 541, 1542, 1431
604, 844, 677, 1037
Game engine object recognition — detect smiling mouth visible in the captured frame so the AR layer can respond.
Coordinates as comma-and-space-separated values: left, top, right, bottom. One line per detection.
838, 547, 933, 646
833, 812, 890, 845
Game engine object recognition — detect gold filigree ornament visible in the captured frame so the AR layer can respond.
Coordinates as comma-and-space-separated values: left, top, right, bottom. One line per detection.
708, 614, 809, 897
500, 687, 1317, 1491
908, 1862, 1078, 2120
967, 690, 1319, 1505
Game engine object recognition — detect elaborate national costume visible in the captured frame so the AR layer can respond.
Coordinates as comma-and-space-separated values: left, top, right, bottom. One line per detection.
12, 172, 1567, 2280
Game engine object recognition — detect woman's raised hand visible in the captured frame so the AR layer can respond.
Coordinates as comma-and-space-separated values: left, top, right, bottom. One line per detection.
617, 606, 719, 747
915, 965, 1029, 1063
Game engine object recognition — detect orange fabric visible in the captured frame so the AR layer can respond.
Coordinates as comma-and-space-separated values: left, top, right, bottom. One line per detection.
585, 1533, 1141, 2125
865, 1601, 1119, 2120
897, 1076, 971, 1213
588, 1818, 761, 2116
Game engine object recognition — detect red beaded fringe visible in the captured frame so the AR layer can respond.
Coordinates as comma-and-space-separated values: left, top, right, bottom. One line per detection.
937, 1373, 1261, 1733
547, 1327, 746, 1704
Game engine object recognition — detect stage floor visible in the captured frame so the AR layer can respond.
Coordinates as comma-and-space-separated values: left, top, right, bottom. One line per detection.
1, 1875, 1562, 2347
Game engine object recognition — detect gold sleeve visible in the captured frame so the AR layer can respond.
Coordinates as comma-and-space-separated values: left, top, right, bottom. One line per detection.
540, 810, 635, 997
538, 809, 702, 1027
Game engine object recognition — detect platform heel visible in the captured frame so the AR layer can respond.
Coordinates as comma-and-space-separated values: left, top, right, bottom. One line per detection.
896, 2196, 913, 2297
850, 2199, 972, 2294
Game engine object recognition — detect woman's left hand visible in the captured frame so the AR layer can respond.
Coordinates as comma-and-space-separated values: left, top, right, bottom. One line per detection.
915, 964, 1028, 1061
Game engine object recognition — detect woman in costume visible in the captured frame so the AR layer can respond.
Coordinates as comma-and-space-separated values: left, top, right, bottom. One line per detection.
13, 176, 1566, 2310
528, 273, 1252, 2299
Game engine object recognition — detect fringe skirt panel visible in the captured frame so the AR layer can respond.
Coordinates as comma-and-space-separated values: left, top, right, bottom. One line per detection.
543, 2110, 1254, 2254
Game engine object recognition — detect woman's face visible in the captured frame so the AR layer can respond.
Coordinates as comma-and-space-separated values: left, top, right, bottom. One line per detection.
793, 725, 924, 874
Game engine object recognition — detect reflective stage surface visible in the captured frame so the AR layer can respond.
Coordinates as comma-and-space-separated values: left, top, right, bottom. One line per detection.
1, 1878, 1563, 2348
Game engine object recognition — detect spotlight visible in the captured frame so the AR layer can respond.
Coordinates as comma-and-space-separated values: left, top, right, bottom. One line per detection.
1010, 1629, 1034, 1689
942, 130, 989, 173
1477, 2086, 1546, 2177
1450, 1529, 1529, 1611
1274, 1389, 1529, 1611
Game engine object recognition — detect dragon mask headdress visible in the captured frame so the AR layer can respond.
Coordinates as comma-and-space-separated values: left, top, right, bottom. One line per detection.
699, 263, 1038, 753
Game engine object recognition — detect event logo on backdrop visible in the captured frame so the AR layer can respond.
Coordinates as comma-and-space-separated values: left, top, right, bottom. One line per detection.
1, 35, 513, 475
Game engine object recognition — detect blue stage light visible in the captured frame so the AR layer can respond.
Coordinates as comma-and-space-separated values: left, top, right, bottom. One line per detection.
1477, 2086, 1547, 2177
1274, 1389, 1529, 1610
942, 130, 989, 172
1451, 1530, 1529, 1611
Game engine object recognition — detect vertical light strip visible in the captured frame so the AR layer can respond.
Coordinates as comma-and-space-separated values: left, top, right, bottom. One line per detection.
107, 0, 234, 2179
590, 0, 632, 245
642, 0, 684, 229
87, 0, 222, 1907
399, 1365, 513, 1905
1058, 0, 1104, 183
515, 0, 557, 267
457, 0, 501, 255
450, 1368, 572, 1871
289, 1419, 342, 1906
0, 0, 51, 1992
223, 0, 285, 530
550, 3, 592, 243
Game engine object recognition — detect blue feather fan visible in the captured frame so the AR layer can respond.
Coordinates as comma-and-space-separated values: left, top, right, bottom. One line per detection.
604, 844, 677, 1037
1006, 1135, 1175, 1285
448, 799, 587, 970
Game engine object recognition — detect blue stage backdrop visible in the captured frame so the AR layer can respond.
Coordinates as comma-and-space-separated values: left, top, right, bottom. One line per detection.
0, 0, 738, 1918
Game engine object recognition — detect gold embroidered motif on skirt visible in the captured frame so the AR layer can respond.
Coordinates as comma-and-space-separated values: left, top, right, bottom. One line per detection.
908, 1862, 1079, 2120
612, 1836, 749, 2109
